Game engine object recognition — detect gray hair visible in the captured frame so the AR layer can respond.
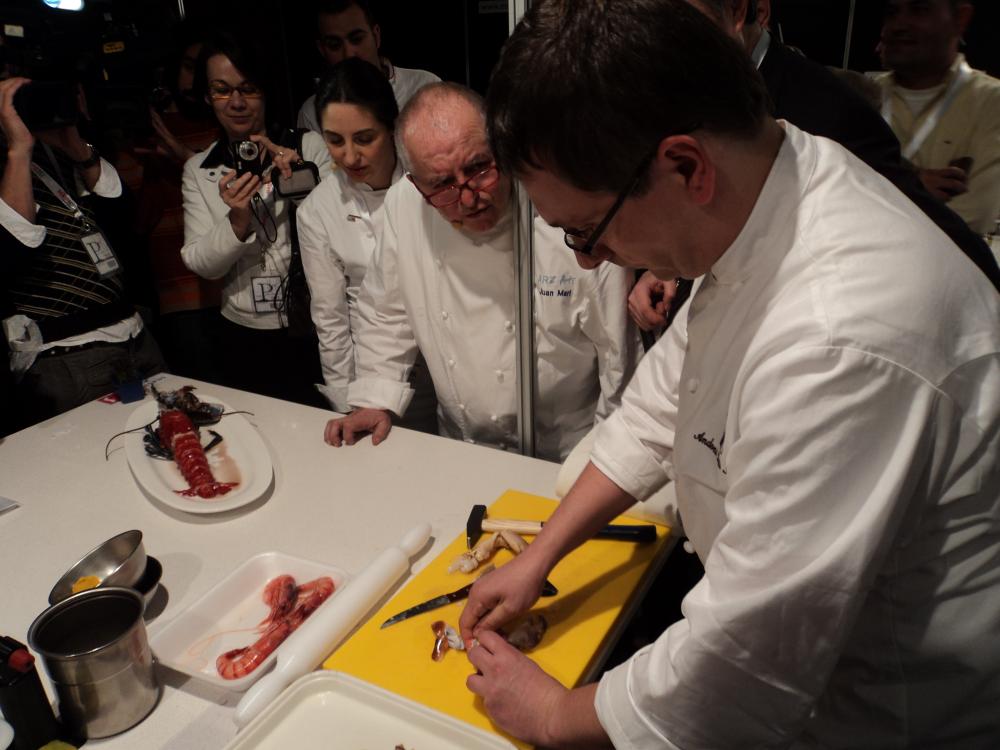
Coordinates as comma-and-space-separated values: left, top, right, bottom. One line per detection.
394, 82, 487, 174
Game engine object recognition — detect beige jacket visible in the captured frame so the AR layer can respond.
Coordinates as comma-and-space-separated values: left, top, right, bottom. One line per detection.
876, 54, 1000, 235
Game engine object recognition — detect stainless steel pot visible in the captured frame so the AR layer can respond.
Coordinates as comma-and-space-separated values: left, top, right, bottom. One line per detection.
27, 587, 159, 739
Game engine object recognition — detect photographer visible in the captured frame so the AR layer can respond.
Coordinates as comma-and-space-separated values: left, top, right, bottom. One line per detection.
0, 74, 166, 429
181, 32, 332, 406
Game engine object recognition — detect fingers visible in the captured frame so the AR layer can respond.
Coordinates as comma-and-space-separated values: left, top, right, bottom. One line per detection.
370, 413, 392, 446
324, 419, 344, 447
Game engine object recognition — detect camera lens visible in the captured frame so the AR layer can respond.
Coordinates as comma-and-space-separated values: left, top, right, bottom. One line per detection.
237, 140, 260, 160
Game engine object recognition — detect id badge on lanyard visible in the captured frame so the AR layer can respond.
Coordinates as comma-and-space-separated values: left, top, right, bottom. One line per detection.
30, 159, 121, 278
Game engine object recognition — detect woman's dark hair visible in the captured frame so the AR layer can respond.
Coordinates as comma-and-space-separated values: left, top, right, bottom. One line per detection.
487, 0, 771, 194
193, 31, 274, 104
313, 57, 398, 132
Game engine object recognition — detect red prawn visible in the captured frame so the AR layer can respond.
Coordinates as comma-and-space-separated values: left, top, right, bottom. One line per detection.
216, 575, 336, 680
158, 409, 237, 498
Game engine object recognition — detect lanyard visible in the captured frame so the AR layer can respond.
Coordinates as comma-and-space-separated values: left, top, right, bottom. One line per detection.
882, 61, 972, 161
29, 160, 92, 230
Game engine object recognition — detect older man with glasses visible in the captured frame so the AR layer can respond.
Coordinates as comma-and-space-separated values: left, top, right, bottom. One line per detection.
323, 82, 640, 461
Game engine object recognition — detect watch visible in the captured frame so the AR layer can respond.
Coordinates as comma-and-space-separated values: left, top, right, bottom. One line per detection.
73, 143, 101, 170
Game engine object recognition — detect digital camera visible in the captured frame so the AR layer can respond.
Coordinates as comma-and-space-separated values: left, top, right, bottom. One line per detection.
231, 139, 264, 177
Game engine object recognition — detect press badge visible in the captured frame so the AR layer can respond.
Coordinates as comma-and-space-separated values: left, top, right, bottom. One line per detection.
81, 231, 121, 277
251, 276, 282, 313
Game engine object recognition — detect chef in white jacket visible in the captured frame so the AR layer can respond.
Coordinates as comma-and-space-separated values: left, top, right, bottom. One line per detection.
324, 82, 639, 461
458, 3, 1000, 749
181, 33, 331, 405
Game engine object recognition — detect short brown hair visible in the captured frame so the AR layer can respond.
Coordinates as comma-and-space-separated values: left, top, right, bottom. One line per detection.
487, 0, 770, 193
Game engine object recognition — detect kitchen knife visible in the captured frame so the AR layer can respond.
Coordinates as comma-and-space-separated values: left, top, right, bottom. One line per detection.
380, 578, 558, 629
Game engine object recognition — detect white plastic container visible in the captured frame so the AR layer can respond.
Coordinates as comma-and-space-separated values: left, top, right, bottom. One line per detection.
150, 552, 349, 692
223, 671, 516, 750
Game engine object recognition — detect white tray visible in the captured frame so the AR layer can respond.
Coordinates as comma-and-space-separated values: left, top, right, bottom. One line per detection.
124, 395, 273, 515
150, 552, 349, 692
223, 671, 515, 750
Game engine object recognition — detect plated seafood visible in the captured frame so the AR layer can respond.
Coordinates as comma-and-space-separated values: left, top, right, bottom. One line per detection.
152, 409, 236, 498
217, 574, 335, 680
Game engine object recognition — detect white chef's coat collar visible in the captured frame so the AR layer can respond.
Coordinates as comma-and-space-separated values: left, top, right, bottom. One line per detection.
751, 29, 771, 70
708, 120, 803, 285
336, 160, 404, 195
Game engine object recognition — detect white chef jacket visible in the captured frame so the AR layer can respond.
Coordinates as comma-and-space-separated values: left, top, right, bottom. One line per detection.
180, 132, 332, 329
296, 164, 403, 411
347, 179, 640, 461
592, 122, 1000, 748
297, 65, 441, 133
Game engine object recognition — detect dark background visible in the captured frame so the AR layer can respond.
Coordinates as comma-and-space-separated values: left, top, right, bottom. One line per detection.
0, 0, 997, 128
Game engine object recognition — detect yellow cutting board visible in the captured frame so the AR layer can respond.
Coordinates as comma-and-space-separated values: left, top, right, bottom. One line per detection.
324, 490, 671, 748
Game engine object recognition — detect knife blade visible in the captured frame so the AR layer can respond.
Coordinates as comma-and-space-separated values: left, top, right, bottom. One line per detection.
380, 578, 559, 629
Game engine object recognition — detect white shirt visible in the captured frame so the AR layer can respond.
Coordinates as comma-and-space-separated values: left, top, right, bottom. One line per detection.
347, 179, 640, 462
592, 123, 1000, 748
180, 132, 332, 329
297, 65, 441, 133
296, 164, 403, 411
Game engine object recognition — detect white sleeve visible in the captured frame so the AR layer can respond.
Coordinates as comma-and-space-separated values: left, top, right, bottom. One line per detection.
346, 199, 420, 416
297, 95, 320, 133
76, 158, 122, 198
591, 298, 687, 505
580, 262, 642, 423
179, 156, 255, 280
0, 196, 45, 247
594, 344, 965, 748
297, 199, 354, 412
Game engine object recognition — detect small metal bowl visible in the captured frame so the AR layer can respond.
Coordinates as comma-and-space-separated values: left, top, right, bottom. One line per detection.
49, 530, 147, 605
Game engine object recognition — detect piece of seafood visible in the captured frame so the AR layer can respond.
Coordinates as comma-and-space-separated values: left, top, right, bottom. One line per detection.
217, 575, 336, 680
155, 409, 236, 498
504, 613, 548, 651
151, 384, 224, 425
431, 612, 547, 661
447, 530, 528, 574
431, 620, 465, 661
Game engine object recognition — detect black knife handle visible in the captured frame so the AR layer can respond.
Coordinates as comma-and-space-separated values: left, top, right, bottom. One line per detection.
594, 524, 657, 543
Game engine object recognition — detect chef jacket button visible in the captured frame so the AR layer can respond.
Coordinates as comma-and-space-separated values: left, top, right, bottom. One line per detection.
686, 377, 700, 393
495, 370, 504, 382
683, 540, 696, 554
504, 320, 514, 333
490, 414, 498, 422
458, 403, 466, 411
448, 358, 456, 368
441, 311, 449, 320
465, 438, 475, 444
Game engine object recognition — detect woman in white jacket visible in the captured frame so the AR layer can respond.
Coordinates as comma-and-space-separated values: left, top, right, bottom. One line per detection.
296, 58, 434, 429
181, 32, 331, 405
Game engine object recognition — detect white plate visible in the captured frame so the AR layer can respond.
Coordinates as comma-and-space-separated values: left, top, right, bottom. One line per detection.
150, 552, 350, 693
124, 395, 273, 514
223, 671, 515, 750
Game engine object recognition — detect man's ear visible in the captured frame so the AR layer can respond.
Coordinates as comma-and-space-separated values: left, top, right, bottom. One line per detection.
956, 2, 974, 39
756, 0, 771, 30
656, 134, 716, 206
730, 0, 751, 34
372, 23, 382, 51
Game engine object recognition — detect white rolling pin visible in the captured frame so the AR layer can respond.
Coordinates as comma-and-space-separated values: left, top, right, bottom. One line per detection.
233, 523, 432, 728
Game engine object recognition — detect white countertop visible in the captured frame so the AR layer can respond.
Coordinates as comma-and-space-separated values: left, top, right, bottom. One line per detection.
0, 376, 560, 749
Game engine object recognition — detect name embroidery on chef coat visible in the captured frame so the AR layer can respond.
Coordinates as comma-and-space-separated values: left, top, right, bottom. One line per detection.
536, 272, 575, 298
693, 430, 727, 474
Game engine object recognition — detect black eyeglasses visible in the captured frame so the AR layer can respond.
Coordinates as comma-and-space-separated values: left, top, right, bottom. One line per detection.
563, 151, 655, 256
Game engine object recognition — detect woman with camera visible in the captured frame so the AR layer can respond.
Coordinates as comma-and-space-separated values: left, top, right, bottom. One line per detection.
296, 58, 435, 432
181, 32, 331, 406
